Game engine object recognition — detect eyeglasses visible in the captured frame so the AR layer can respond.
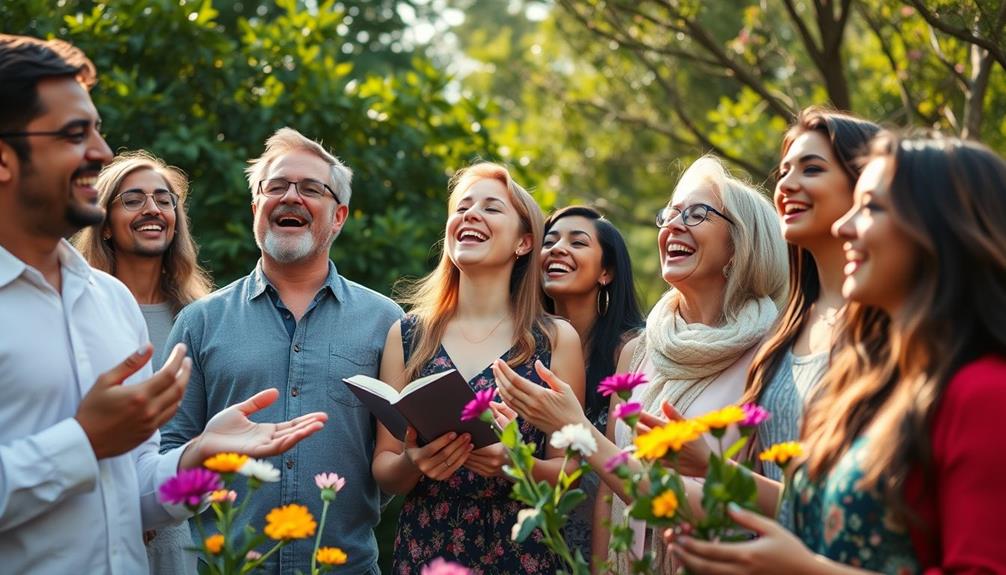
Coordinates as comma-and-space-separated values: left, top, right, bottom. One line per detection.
117, 190, 179, 212
0, 120, 104, 143
656, 203, 735, 228
258, 178, 339, 204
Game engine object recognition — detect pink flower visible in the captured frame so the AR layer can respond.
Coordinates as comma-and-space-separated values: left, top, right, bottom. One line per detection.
460, 389, 495, 422
246, 550, 262, 561
421, 557, 471, 575
611, 401, 642, 421
740, 403, 771, 427
597, 372, 648, 398
314, 472, 346, 492
158, 468, 222, 507
604, 451, 630, 473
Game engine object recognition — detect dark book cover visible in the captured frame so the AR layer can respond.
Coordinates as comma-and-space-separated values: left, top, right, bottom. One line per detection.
343, 369, 497, 449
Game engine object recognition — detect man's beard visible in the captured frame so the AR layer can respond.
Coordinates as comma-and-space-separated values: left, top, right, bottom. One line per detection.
261, 228, 318, 263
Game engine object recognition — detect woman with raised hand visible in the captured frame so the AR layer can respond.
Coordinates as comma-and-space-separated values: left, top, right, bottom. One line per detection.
371, 162, 585, 574
669, 135, 1006, 573
496, 155, 788, 572
540, 205, 644, 565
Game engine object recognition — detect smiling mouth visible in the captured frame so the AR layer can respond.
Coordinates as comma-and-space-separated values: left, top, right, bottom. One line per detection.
275, 216, 307, 228
133, 223, 165, 233
545, 261, 573, 276
664, 241, 696, 260
457, 229, 488, 243
783, 203, 810, 218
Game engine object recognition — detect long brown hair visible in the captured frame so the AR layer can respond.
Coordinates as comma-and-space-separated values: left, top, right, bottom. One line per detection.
742, 107, 880, 405
803, 134, 1006, 515
400, 162, 553, 383
75, 150, 212, 313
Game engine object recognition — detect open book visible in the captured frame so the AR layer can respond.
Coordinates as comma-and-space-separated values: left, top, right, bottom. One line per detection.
342, 369, 498, 449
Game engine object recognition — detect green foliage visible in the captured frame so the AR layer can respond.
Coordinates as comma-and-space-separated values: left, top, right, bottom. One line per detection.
1, 0, 496, 293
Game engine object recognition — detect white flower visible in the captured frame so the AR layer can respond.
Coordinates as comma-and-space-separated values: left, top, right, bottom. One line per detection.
549, 423, 598, 457
238, 458, 280, 483
510, 508, 540, 541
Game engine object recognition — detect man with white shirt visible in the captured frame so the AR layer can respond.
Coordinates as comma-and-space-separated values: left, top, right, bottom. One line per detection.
0, 34, 328, 574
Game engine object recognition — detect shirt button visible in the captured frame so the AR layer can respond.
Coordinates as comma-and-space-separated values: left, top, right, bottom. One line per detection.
291, 387, 299, 397
293, 344, 301, 353
286, 459, 294, 469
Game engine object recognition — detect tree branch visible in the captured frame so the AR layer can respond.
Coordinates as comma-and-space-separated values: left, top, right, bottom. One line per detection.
904, 0, 1006, 70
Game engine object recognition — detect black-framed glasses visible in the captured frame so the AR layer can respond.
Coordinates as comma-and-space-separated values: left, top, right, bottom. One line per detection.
117, 190, 179, 212
0, 120, 104, 143
656, 203, 735, 228
258, 178, 339, 204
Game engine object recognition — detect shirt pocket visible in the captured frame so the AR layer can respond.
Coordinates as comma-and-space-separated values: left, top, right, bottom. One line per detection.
328, 342, 379, 407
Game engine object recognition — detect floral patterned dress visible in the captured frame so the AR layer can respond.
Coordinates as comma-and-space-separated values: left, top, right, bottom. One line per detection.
392, 316, 560, 574
792, 437, 920, 574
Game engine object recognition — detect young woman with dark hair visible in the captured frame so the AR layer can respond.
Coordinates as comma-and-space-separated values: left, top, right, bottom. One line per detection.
743, 108, 880, 481
540, 205, 644, 564
669, 135, 1006, 573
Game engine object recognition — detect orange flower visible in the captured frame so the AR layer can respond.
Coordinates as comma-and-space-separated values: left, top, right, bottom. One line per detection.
651, 490, 678, 518
264, 504, 316, 540
203, 453, 248, 473
204, 534, 225, 554
316, 546, 348, 565
759, 442, 804, 467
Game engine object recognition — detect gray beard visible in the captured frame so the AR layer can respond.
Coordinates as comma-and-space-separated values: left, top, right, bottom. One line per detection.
260, 228, 317, 263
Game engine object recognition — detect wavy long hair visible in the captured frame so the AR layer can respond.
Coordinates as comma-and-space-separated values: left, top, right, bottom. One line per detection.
400, 162, 552, 383
542, 206, 644, 420
803, 134, 1006, 519
742, 108, 880, 406
75, 150, 212, 313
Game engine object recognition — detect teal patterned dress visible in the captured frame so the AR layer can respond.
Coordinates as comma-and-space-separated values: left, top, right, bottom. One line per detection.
792, 438, 920, 574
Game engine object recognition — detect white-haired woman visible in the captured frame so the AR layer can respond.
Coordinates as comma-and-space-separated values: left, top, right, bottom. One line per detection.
495, 155, 788, 571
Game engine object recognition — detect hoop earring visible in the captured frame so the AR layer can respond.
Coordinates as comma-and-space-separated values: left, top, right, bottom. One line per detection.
597, 284, 610, 316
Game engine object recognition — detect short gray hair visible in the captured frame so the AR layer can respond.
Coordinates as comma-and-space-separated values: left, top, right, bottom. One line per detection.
245, 127, 353, 205
671, 155, 789, 319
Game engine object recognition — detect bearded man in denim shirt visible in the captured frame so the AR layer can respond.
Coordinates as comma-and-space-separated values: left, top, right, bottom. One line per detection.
161, 128, 403, 574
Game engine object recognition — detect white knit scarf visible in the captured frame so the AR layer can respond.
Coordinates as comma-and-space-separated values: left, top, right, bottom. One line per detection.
609, 289, 778, 573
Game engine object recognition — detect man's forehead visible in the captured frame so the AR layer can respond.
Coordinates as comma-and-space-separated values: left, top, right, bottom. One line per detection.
265, 150, 331, 178
30, 76, 99, 125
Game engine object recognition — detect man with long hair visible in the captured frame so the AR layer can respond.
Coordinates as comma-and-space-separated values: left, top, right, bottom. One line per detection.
75, 151, 212, 361
0, 35, 327, 573
160, 127, 403, 574
74, 151, 212, 573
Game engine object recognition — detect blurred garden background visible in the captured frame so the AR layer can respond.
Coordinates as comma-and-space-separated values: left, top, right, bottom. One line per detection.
4, 0, 1005, 571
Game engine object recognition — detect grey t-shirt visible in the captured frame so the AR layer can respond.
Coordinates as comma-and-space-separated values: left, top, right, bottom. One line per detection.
140, 302, 175, 369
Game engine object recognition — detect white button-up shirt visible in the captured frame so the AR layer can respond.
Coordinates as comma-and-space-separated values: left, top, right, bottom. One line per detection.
0, 240, 187, 574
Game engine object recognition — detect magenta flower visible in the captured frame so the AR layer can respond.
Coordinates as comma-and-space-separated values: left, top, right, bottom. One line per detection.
159, 468, 222, 507
460, 389, 495, 422
604, 451, 630, 473
421, 558, 472, 575
314, 472, 346, 492
740, 403, 771, 427
611, 401, 642, 421
598, 372, 648, 398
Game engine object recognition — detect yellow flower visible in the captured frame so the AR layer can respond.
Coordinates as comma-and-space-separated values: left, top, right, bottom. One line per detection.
697, 405, 746, 430
204, 534, 225, 555
203, 453, 249, 473
316, 546, 348, 565
634, 420, 706, 460
759, 442, 804, 467
264, 504, 316, 540
651, 490, 679, 518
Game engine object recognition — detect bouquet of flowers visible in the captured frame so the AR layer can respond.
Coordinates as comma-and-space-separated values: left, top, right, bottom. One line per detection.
461, 390, 595, 575
600, 372, 803, 572
158, 453, 348, 574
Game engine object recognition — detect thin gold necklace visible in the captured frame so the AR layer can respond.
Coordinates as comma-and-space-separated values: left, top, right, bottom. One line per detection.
459, 316, 509, 344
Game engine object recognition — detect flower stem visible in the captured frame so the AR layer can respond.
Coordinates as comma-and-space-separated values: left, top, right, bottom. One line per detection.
310, 499, 331, 575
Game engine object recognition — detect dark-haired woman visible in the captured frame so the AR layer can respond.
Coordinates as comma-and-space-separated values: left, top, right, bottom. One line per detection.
669, 135, 1006, 573
744, 108, 880, 482
540, 206, 644, 565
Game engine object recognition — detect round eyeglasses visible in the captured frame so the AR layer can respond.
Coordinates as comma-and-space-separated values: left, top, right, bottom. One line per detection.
117, 190, 179, 212
656, 203, 735, 228
258, 178, 339, 204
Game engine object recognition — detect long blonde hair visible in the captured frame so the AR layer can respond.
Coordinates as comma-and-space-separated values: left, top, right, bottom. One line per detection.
400, 162, 553, 383
75, 150, 212, 313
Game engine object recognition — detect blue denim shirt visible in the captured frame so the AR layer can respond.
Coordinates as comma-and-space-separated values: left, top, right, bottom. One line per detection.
160, 260, 403, 574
